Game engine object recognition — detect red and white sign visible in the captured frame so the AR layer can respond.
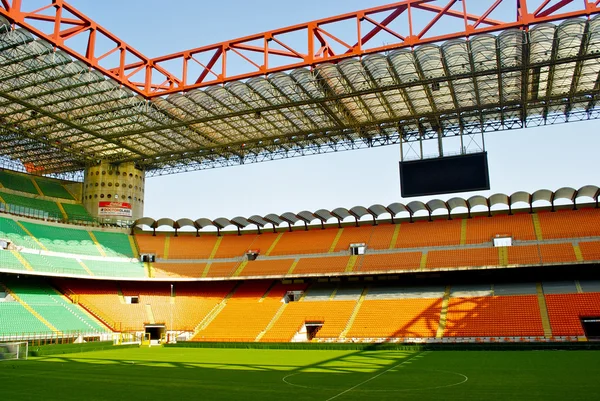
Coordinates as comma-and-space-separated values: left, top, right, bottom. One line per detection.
98, 201, 132, 217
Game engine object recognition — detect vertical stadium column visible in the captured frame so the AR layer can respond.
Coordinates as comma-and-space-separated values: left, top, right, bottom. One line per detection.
82, 161, 145, 224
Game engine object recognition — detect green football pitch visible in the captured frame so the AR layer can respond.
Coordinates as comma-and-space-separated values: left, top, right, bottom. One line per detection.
1, 347, 599, 400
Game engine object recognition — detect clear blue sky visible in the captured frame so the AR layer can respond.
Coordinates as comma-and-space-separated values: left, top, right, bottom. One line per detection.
65, 1, 600, 221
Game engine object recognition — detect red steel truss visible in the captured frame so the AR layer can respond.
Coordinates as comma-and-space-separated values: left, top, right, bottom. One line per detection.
0, 0, 598, 98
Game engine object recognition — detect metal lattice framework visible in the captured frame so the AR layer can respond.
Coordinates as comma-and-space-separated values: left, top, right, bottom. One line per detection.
0, 1, 599, 176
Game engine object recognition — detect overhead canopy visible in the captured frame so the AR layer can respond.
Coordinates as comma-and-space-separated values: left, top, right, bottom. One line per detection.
134, 185, 599, 231
1, 16, 600, 176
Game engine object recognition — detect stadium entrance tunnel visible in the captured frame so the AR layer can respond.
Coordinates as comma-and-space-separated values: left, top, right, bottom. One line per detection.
145, 324, 165, 343
581, 318, 600, 340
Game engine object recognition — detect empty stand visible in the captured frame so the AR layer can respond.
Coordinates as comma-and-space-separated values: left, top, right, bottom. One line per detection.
92, 231, 135, 258
153, 262, 207, 278
61, 203, 93, 222
545, 293, 600, 336
34, 177, 74, 200
19, 221, 101, 256
466, 213, 536, 244
0, 216, 42, 250
395, 219, 462, 248
444, 295, 544, 337
0, 191, 62, 218
168, 235, 218, 259
238, 259, 295, 277
346, 298, 442, 338
261, 299, 357, 342
333, 225, 375, 252
2, 277, 105, 334
213, 233, 259, 258
204, 262, 239, 278
357, 252, 422, 272
292, 256, 349, 275
135, 234, 166, 258
0, 170, 38, 194
538, 209, 600, 239
427, 247, 499, 269
269, 228, 338, 256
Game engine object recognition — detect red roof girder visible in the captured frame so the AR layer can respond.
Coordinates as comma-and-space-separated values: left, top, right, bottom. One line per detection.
0, 0, 598, 98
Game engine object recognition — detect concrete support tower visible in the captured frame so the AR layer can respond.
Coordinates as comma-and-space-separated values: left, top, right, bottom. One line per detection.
82, 162, 145, 223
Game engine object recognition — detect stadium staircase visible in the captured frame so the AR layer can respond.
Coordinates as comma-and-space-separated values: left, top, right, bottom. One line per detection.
536, 283, 553, 338
436, 286, 451, 338
193, 282, 241, 334
254, 302, 288, 342
0, 281, 58, 333
339, 287, 368, 339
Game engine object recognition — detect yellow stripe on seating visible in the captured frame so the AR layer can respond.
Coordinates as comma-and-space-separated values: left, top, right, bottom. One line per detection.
15, 221, 48, 251
232, 259, 248, 277
573, 243, 584, 262
88, 232, 107, 257
345, 255, 358, 272
0, 193, 5, 204
77, 260, 94, 276
265, 232, 284, 256
532, 214, 543, 241
128, 235, 140, 258
460, 219, 467, 245
56, 202, 68, 220
202, 263, 211, 278
30, 177, 44, 196
389, 224, 401, 249
328, 228, 344, 253
286, 258, 299, 275
419, 251, 428, 270
163, 236, 171, 260
10, 250, 34, 271
209, 236, 223, 259
0, 282, 58, 333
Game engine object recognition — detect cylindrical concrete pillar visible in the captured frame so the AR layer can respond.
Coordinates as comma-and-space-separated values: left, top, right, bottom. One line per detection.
82, 162, 145, 222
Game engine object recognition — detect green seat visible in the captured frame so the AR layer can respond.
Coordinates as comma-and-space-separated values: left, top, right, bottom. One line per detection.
19, 221, 102, 256
0, 169, 38, 194
0, 191, 62, 220
62, 203, 94, 222
93, 231, 135, 258
35, 177, 74, 200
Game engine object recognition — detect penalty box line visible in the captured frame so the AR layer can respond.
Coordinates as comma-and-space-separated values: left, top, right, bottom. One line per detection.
324, 351, 426, 401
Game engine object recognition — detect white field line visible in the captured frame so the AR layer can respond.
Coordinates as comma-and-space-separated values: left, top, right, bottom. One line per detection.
324, 351, 423, 401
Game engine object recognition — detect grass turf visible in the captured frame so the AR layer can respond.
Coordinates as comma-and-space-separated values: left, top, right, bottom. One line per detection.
0, 347, 599, 400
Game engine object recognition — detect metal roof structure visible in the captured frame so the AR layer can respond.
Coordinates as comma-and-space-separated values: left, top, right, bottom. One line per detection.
134, 185, 600, 234
0, 1, 600, 176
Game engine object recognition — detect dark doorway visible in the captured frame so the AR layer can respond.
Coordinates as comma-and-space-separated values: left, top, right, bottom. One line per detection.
581, 317, 600, 340
145, 324, 165, 341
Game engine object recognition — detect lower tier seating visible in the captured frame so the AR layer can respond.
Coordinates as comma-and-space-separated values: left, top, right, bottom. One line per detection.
444, 295, 545, 337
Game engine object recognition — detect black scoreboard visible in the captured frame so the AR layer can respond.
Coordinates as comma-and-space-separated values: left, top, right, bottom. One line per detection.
399, 152, 490, 198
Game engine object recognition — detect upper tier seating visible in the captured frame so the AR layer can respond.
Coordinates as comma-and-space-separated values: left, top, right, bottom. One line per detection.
427, 247, 499, 269
466, 213, 536, 243
167, 235, 218, 259
538, 209, 600, 239
0, 191, 63, 218
20, 221, 101, 256
34, 177, 74, 200
269, 228, 339, 255
92, 231, 135, 258
238, 259, 295, 277
0, 170, 38, 194
356, 252, 422, 272
0, 216, 42, 250
213, 233, 262, 258
395, 219, 462, 248
61, 203, 93, 222
152, 262, 207, 278
135, 234, 166, 258
444, 295, 544, 337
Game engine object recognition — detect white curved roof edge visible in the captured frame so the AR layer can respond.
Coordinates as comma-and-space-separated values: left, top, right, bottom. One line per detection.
134, 185, 599, 229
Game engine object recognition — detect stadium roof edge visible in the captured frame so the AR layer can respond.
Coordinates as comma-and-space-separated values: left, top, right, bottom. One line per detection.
133, 185, 600, 231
